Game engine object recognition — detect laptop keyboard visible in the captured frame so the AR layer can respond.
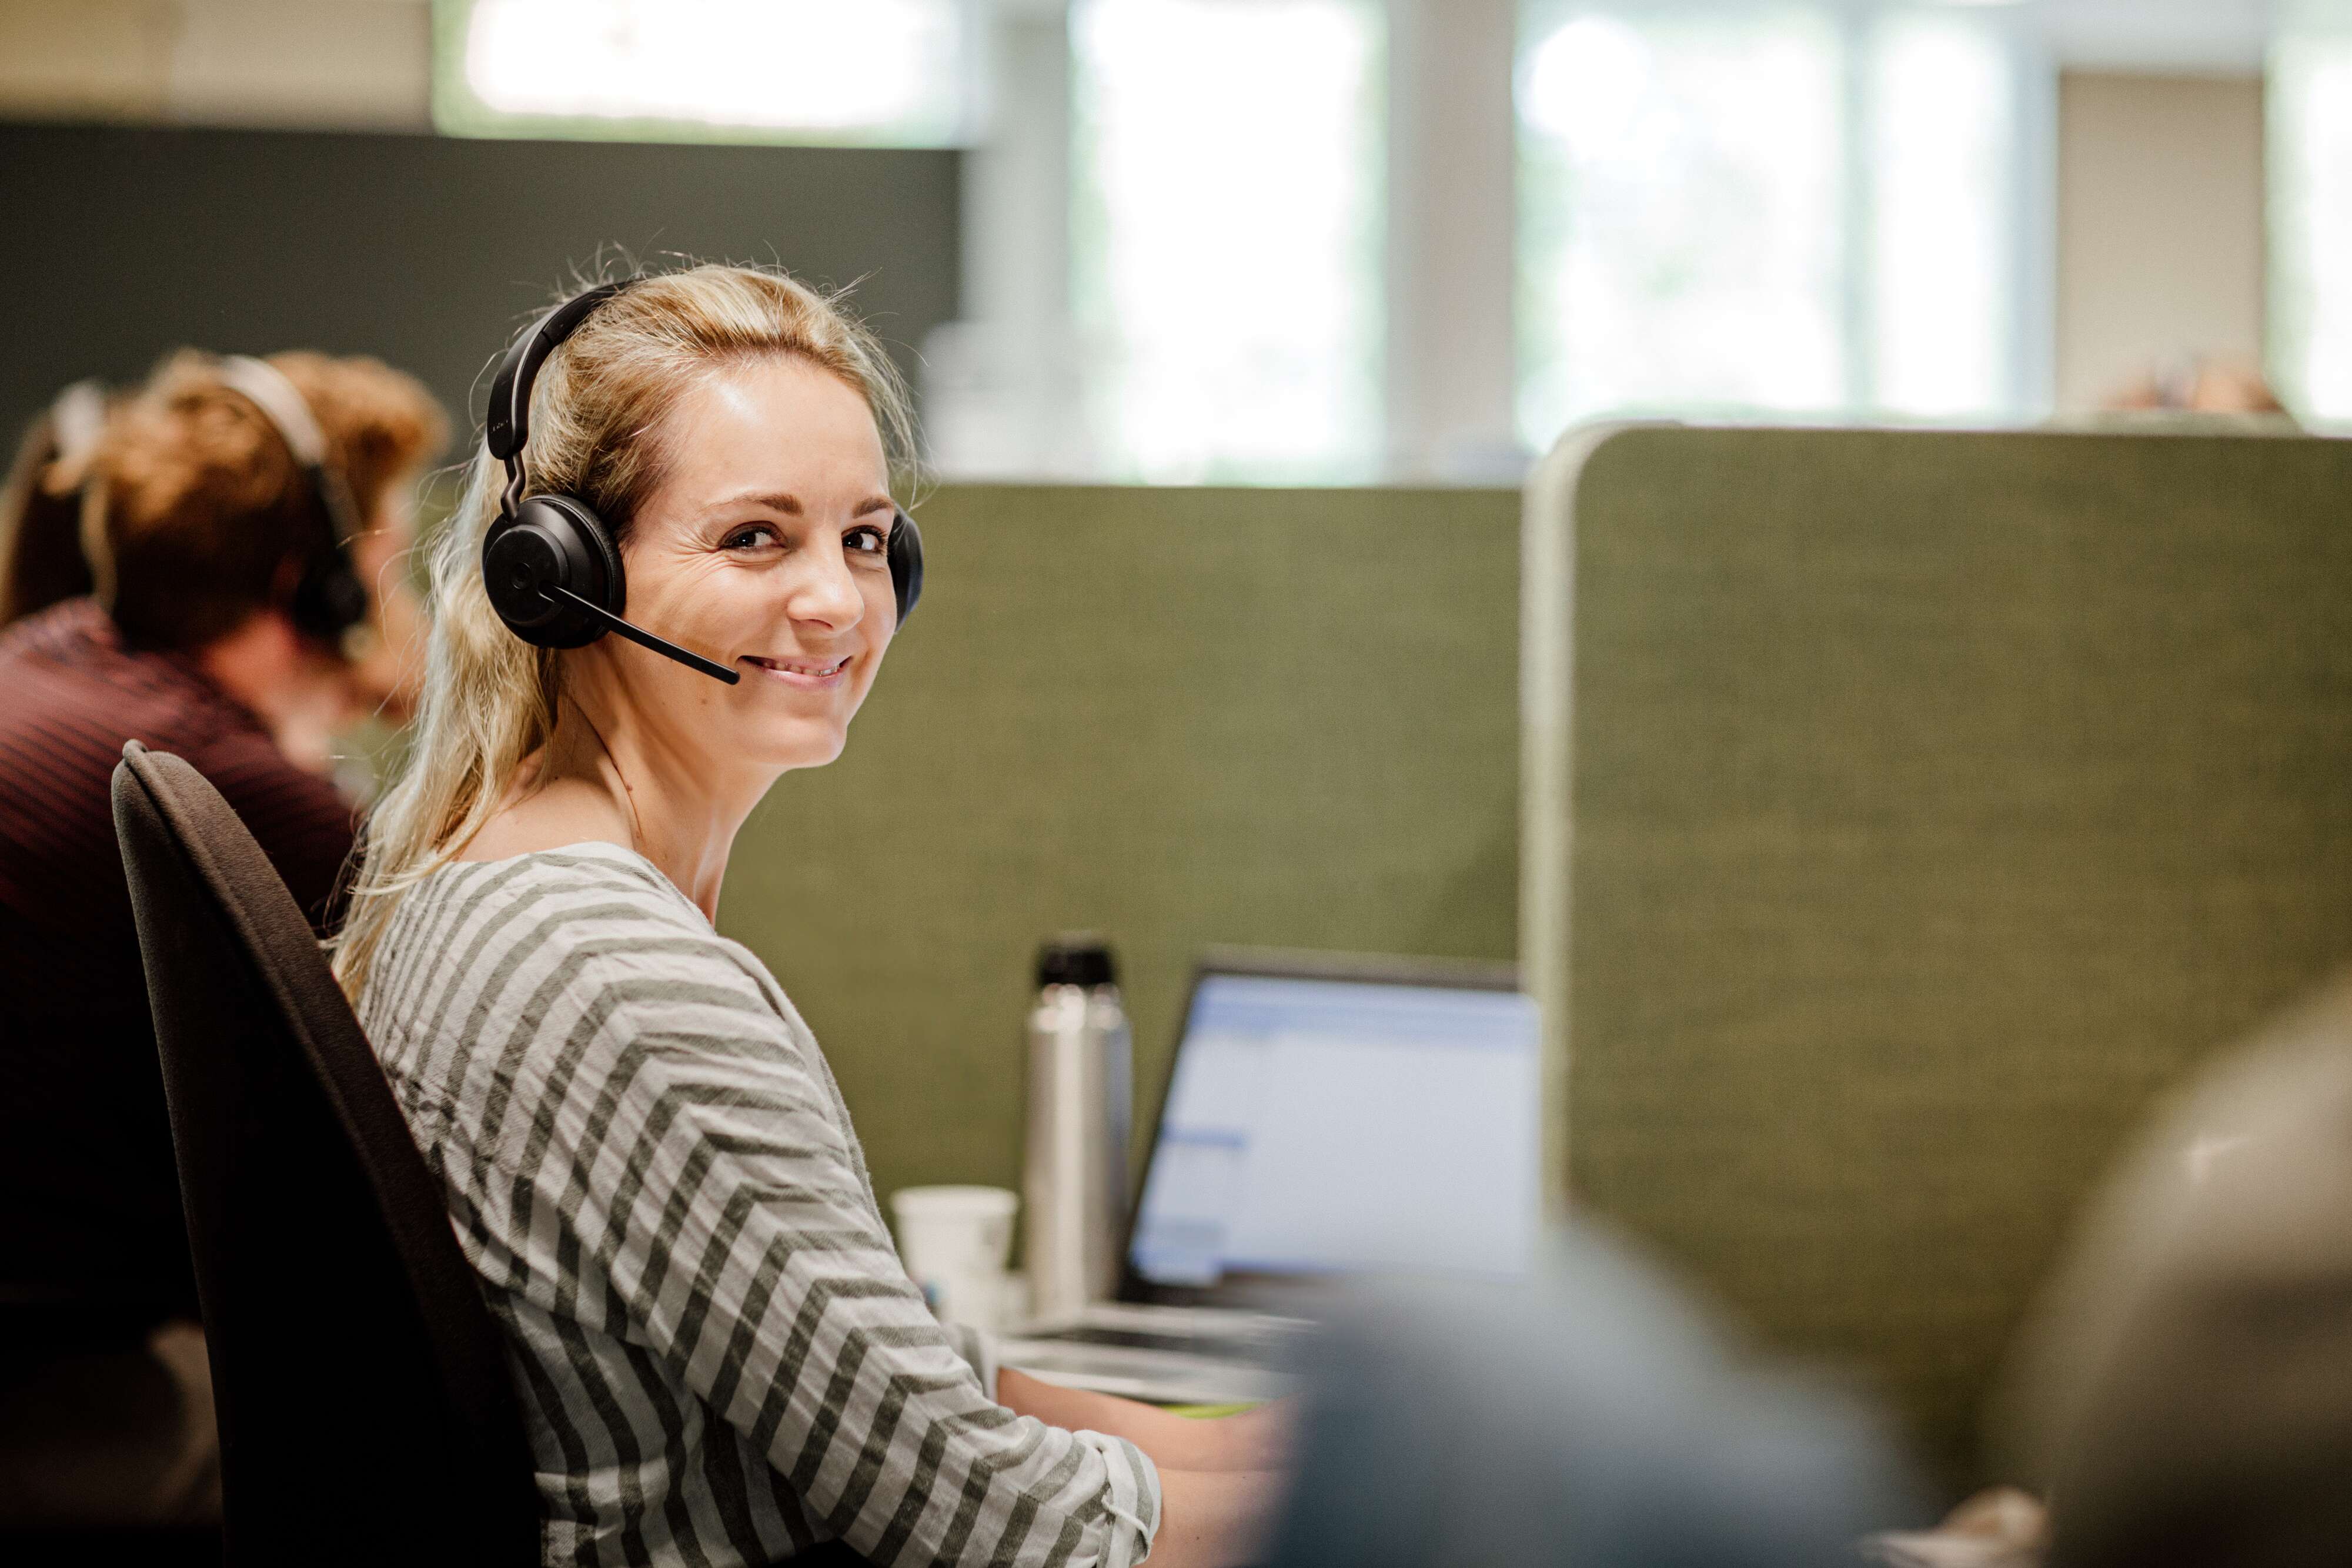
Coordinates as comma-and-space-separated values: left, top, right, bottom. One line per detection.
1031, 1323, 1274, 1360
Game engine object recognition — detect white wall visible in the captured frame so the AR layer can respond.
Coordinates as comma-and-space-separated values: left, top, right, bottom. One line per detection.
2055, 70, 2267, 412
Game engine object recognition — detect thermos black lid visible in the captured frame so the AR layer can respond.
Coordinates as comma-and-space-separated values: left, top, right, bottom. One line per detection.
1036, 935, 1117, 989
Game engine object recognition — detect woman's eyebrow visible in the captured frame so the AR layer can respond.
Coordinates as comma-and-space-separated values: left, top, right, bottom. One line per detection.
703, 490, 803, 518
700, 491, 896, 519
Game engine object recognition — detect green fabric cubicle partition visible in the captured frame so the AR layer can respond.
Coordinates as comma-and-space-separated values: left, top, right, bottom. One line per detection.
717, 483, 1521, 1216
1524, 424, 2352, 1485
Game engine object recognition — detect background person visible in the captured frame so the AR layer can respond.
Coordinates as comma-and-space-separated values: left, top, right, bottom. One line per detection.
0, 348, 444, 1526
2103, 355, 2290, 417
0, 378, 110, 628
335, 264, 1284, 1567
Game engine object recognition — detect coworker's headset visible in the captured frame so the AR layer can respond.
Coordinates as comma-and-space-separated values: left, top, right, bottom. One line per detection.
212, 356, 374, 654
49, 379, 109, 469
478, 278, 924, 687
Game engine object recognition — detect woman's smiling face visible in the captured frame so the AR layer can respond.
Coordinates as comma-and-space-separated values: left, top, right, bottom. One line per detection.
583, 352, 899, 773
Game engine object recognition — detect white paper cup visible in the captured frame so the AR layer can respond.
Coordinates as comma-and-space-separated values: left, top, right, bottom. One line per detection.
891, 1185, 1018, 1332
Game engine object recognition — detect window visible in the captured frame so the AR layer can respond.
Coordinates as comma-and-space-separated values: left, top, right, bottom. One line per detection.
433, 0, 978, 146
1870, 11, 2023, 416
2274, 23, 2352, 422
1068, 0, 1387, 483
1516, 0, 2033, 450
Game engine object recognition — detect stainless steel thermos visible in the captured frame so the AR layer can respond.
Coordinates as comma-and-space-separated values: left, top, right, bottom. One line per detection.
1022, 936, 1132, 1323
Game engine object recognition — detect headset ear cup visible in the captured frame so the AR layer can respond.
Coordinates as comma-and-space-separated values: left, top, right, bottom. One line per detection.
482, 494, 625, 650
562, 494, 627, 618
888, 509, 923, 626
289, 551, 369, 646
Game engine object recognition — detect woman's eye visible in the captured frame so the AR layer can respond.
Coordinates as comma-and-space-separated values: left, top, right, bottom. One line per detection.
846, 524, 888, 556
724, 525, 777, 550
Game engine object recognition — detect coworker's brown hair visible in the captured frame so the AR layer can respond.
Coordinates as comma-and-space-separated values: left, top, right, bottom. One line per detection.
330, 263, 916, 998
86, 350, 446, 650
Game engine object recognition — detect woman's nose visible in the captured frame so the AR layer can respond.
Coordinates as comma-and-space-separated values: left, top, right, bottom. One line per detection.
787, 544, 866, 630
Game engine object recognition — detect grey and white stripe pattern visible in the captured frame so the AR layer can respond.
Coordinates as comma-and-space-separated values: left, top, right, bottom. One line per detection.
359, 844, 1160, 1568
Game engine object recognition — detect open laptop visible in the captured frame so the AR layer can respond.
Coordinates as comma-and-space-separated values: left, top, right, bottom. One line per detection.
997, 948, 1543, 1404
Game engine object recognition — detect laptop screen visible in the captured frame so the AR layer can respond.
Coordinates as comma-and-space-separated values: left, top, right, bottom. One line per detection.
1127, 968, 1542, 1290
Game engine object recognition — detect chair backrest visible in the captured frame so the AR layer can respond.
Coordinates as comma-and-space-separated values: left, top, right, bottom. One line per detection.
111, 742, 537, 1566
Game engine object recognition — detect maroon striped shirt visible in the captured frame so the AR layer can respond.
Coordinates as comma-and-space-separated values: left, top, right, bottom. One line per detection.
0, 598, 355, 1323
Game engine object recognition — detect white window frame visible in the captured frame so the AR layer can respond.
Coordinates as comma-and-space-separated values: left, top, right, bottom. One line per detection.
941, 0, 2057, 484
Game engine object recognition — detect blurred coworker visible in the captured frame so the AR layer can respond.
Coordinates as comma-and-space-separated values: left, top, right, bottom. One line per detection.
1268, 1225, 1921, 1568
0, 350, 443, 1526
0, 378, 111, 626
1997, 971, 2352, 1568
2104, 357, 2291, 419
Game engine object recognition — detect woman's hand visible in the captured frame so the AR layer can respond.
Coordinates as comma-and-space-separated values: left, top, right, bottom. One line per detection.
1160, 1397, 1295, 1473
997, 1367, 1297, 1472
996, 1368, 1297, 1564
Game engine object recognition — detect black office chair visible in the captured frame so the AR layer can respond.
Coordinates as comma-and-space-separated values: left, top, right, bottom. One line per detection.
110, 742, 537, 1565
0, 1285, 224, 1568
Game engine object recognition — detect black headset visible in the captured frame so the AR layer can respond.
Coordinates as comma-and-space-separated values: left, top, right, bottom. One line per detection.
213, 356, 373, 653
479, 278, 924, 687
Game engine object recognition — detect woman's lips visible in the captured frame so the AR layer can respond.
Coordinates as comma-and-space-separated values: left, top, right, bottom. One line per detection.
740, 653, 852, 690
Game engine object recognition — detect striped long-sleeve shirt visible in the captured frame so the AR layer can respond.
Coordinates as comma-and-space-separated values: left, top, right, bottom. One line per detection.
358, 842, 1160, 1568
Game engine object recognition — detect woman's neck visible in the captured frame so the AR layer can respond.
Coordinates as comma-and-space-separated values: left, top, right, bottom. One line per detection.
476, 693, 775, 922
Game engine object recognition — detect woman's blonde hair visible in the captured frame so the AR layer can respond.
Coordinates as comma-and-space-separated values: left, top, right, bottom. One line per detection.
331, 263, 916, 998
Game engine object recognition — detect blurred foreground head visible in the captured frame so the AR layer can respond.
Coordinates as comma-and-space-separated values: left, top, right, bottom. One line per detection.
1269, 1226, 1921, 1568
2000, 972, 2352, 1567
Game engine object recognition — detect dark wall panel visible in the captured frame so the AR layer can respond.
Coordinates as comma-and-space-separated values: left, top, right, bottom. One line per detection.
0, 122, 958, 441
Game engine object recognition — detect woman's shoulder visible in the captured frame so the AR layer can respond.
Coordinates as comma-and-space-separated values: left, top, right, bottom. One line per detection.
363, 845, 864, 1199
370, 842, 751, 1013
363, 841, 821, 1109
427, 840, 696, 922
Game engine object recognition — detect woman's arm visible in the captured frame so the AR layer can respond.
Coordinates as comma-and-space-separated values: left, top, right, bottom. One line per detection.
995, 1371, 1292, 1564
1144, 1467, 1288, 1568
564, 955, 1162, 1568
998, 1368, 1294, 1473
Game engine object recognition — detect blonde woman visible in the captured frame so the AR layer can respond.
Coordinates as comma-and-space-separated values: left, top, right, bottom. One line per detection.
335, 265, 1284, 1568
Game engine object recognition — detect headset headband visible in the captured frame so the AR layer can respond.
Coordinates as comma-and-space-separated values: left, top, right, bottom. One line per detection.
486, 279, 635, 466
49, 379, 108, 466
216, 355, 363, 547
215, 354, 373, 650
